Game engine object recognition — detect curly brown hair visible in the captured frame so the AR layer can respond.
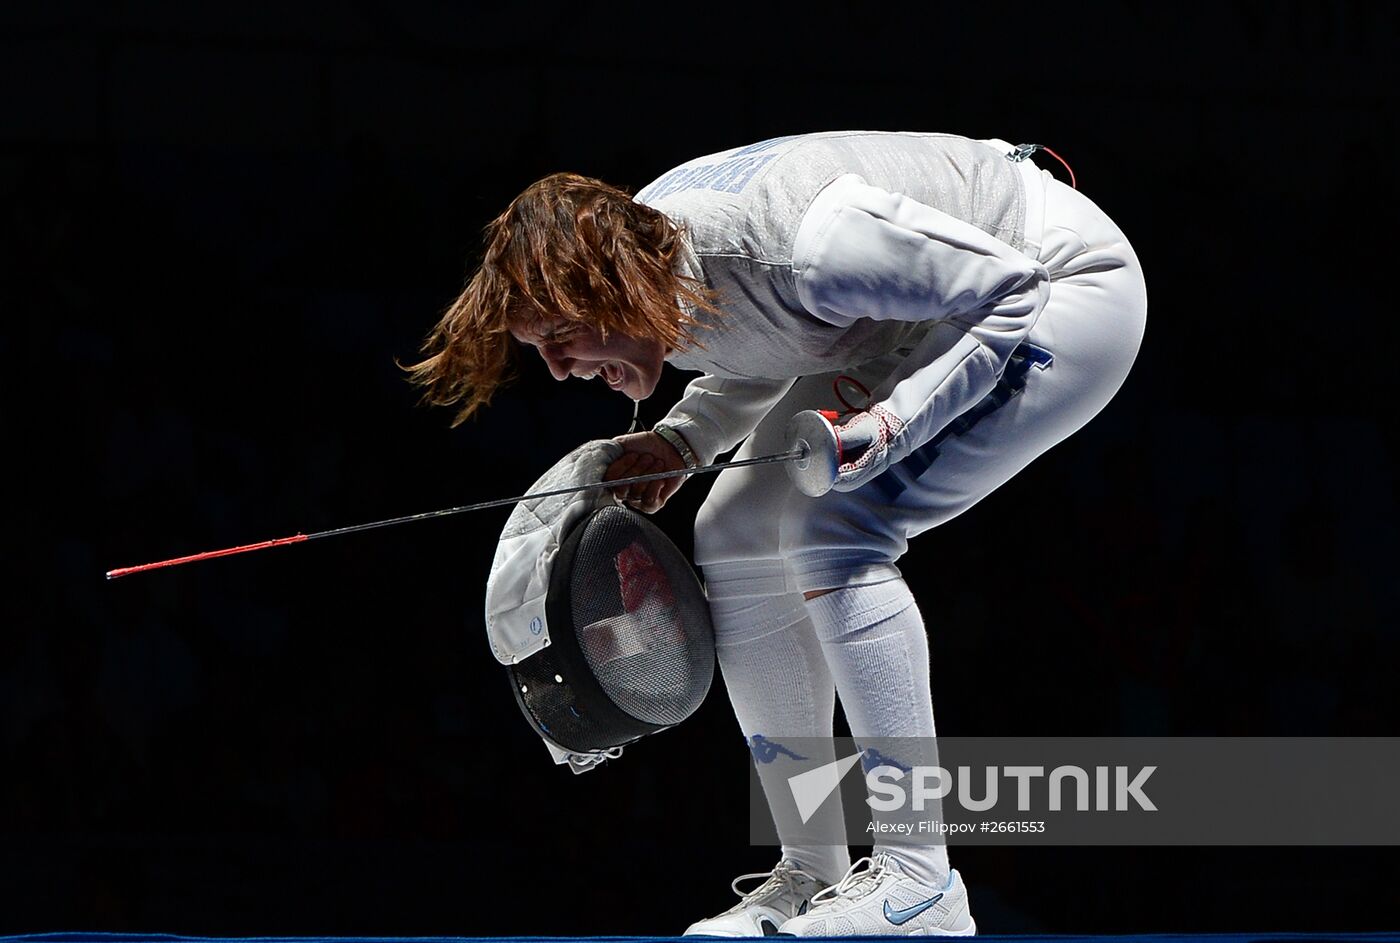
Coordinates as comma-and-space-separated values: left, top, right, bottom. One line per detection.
402, 172, 719, 426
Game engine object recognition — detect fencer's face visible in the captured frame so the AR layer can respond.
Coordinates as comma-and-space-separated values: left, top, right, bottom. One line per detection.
510, 316, 667, 401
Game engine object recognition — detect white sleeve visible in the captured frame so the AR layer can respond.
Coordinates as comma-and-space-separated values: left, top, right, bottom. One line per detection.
792, 174, 1050, 461
656, 374, 797, 467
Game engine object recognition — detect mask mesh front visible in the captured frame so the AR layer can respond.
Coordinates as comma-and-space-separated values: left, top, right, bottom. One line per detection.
508, 505, 715, 756
568, 506, 714, 726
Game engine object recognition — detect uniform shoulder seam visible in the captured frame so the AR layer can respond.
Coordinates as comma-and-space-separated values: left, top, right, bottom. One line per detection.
695, 250, 792, 268
695, 251, 790, 264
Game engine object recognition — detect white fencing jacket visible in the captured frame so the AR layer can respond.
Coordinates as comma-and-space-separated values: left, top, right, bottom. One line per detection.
635, 131, 1048, 469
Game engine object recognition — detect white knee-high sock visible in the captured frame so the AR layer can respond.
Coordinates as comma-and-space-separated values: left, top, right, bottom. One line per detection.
710, 591, 851, 885
805, 578, 951, 889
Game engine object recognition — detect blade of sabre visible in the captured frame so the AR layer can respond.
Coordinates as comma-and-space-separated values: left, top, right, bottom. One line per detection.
105, 446, 807, 580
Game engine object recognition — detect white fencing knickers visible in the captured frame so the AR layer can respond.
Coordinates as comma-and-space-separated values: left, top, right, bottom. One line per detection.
694, 175, 1148, 597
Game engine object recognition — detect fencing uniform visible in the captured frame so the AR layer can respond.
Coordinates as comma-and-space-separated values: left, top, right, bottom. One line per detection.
636, 131, 1146, 897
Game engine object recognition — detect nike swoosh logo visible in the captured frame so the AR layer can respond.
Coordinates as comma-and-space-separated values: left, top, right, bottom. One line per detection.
883, 893, 944, 925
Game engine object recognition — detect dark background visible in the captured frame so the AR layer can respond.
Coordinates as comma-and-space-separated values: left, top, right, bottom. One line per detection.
3, 1, 1397, 935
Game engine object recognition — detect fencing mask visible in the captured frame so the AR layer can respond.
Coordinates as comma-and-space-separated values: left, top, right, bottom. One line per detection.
485, 440, 716, 773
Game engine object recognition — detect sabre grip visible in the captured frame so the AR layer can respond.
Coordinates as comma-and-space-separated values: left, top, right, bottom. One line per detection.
784, 409, 842, 498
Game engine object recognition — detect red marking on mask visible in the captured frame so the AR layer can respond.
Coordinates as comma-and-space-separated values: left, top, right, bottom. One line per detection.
615, 540, 675, 612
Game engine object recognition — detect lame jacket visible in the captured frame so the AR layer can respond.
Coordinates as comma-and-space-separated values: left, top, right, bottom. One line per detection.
636, 130, 1049, 469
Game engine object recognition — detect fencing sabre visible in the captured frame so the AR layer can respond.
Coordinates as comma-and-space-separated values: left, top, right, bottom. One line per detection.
103, 435, 836, 580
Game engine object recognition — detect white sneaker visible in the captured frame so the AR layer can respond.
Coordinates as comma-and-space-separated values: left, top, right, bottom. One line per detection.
776, 854, 976, 936
684, 859, 827, 937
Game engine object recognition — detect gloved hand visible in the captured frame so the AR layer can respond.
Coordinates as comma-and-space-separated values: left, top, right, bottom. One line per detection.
831, 405, 906, 492
604, 431, 689, 513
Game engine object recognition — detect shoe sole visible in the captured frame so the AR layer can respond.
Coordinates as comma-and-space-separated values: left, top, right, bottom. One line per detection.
774, 917, 977, 937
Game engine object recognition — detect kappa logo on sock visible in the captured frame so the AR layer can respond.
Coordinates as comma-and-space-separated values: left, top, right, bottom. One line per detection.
786, 751, 865, 824
748, 735, 809, 764
860, 746, 912, 774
